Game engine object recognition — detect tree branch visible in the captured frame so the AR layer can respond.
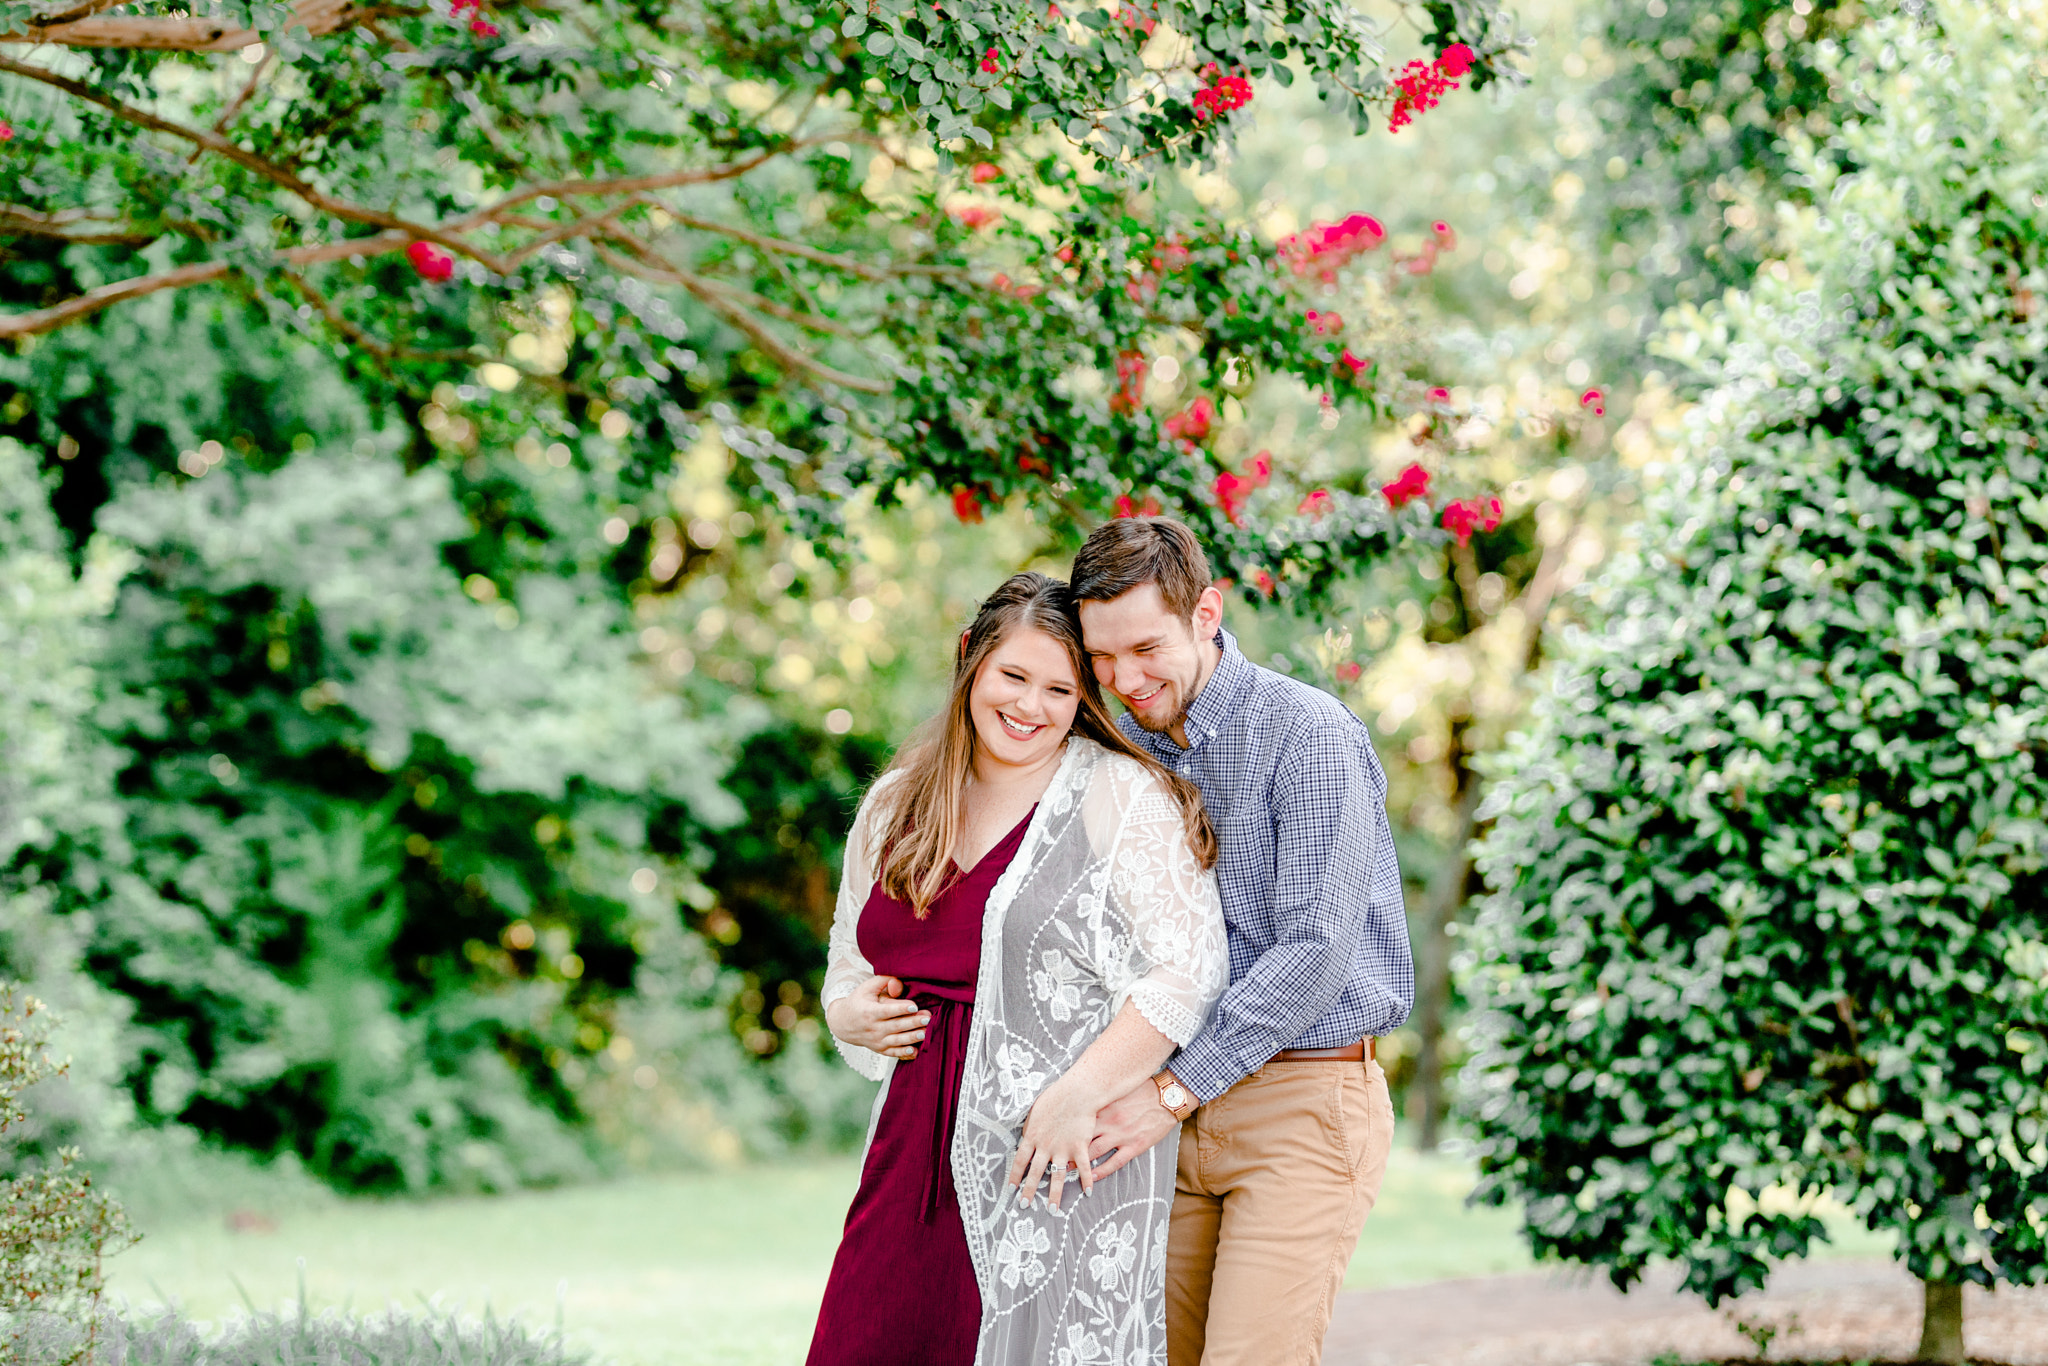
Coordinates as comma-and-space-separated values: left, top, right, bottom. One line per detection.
0, 202, 153, 245
445, 136, 851, 232
658, 209, 965, 283
595, 239, 891, 394
0, 53, 492, 266
0, 233, 408, 339
2, 0, 371, 51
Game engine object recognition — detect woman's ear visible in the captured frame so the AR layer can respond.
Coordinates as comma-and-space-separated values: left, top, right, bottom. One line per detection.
958, 629, 972, 664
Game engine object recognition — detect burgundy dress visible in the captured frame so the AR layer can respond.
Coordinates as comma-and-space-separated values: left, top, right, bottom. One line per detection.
806, 809, 1035, 1366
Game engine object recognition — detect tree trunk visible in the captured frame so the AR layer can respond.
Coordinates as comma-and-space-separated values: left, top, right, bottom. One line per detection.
1405, 528, 1574, 1151
1916, 1279, 1965, 1364
1408, 731, 1480, 1151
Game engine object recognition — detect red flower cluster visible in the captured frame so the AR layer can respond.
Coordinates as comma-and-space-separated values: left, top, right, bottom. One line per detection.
1298, 488, 1334, 518
1335, 660, 1363, 682
1111, 350, 1148, 413
0, 122, 14, 143
1212, 450, 1272, 525
1339, 348, 1370, 380
1388, 43, 1474, 132
1427, 385, 1451, 403
1253, 568, 1278, 597
1396, 219, 1460, 277
989, 272, 1041, 301
1151, 238, 1191, 273
1278, 213, 1385, 279
1163, 396, 1215, 443
1441, 495, 1502, 546
980, 46, 1001, 74
1191, 65, 1253, 122
1305, 309, 1345, 336
1018, 445, 1053, 477
1581, 387, 1606, 417
1113, 493, 1164, 519
1380, 462, 1430, 509
950, 204, 999, 230
1114, 2, 1158, 36
953, 486, 988, 523
970, 162, 1003, 183
407, 241, 455, 281
450, 0, 498, 37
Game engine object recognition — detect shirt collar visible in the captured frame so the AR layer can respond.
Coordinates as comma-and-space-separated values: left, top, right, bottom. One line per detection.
1173, 628, 1251, 752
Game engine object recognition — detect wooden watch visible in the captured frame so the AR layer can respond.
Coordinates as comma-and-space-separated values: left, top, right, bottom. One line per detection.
1153, 1070, 1199, 1121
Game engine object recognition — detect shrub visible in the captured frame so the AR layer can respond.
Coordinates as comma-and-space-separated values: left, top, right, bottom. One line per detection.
8, 1303, 587, 1366
1, 988, 135, 1364
1465, 4, 2048, 1361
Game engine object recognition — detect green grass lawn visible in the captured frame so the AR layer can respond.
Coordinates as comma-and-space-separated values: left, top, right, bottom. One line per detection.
103, 1147, 1892, 1366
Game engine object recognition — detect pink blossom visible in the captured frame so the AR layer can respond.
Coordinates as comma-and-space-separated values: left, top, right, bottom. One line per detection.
407, 241, 455, 282
1380, 462, 1431, 509
1164, 397, 1216, 442
1278, 213, 1386, 277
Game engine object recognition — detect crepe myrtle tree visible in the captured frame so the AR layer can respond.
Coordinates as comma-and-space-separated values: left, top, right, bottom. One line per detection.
0, 0, 1527, 597
1463, 6, 2048, 1360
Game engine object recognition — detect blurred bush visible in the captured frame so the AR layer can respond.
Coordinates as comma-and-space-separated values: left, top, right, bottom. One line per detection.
9, 1305, 586, 1366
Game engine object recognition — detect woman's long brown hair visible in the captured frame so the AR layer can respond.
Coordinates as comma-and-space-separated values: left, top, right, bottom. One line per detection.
874, 571, 1218, 917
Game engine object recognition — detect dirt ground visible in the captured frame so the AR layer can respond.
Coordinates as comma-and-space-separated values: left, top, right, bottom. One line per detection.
1324, 1260, 2048, 1366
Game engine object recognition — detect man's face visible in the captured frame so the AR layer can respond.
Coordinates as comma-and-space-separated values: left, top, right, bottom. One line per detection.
1077, 583, 1220, 734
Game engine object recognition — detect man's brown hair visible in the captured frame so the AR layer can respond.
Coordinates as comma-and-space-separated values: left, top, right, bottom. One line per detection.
1070, 516, 1214, 620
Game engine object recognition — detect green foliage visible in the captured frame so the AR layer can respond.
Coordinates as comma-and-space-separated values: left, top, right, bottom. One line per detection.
0, 0, 1524, 595
1467, 0, 2048, 1304
0, 437, 138, 1162
1, 987, 135, 1362
10, 1303, 588, 1366
73, 445, 795, 1190
1509, 0, 1862, 373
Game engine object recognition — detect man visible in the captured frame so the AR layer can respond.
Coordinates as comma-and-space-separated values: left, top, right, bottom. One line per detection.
1070, 516, 1412, 1366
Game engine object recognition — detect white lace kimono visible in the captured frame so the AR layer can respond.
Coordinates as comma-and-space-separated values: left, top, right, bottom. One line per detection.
822, 735, 1228, 1365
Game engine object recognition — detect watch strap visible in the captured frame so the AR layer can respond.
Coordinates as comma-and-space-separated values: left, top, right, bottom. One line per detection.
1153, 1070, 1198, 1121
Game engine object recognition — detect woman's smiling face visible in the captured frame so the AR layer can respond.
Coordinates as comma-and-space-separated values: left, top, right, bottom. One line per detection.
968, 626, 1081, 773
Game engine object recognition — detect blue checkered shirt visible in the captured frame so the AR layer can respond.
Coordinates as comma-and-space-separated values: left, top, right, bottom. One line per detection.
1119, 629, 1413, 1103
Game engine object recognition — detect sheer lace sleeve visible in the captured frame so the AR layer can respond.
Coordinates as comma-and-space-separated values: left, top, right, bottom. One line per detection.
822, 771, 904, 1081
1085, 754, 1229, 1048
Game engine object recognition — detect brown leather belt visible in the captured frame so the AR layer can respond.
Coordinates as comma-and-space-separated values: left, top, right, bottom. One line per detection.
1271, 1038, 1376, 1063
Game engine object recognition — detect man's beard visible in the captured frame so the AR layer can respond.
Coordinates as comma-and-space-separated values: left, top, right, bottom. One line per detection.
1123, 686, 1189, 734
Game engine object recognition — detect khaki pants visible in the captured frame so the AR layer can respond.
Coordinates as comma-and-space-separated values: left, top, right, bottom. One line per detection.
1164, 1058, 1394, 1366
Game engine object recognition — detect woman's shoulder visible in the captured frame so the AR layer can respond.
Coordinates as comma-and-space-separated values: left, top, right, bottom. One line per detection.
1069, 735, 1171, 799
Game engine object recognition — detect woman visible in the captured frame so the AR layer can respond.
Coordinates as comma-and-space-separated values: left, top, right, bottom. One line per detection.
807, 571, 1227, 1366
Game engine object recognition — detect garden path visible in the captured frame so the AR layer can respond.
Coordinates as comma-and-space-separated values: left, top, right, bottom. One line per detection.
1324, 1260, 2048, 1365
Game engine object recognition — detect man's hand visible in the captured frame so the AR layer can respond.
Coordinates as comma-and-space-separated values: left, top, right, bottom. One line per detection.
1084, 1076, 1185, 1181
823, 975, 927, 1059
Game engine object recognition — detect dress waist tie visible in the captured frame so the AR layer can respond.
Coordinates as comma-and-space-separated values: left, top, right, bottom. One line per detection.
912, 990, 970, 1226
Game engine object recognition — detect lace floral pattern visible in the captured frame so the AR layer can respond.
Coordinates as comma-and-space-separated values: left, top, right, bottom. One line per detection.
823, 739, 1227, 1364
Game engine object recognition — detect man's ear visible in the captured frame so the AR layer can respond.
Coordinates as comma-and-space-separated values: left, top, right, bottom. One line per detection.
1190, 583, 1226, 641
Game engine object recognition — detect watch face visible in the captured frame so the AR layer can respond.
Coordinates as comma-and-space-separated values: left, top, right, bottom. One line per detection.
1163, 1084, 1189, 1108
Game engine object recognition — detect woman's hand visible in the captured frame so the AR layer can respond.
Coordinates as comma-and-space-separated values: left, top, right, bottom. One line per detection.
823, 975, 928, 1059
1006, 1076, 1100, 1211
